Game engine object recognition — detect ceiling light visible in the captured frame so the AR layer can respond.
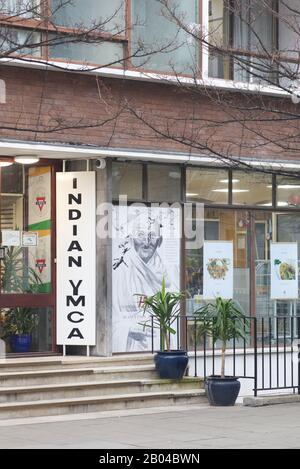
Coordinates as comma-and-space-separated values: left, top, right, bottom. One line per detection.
212, 189, 250, 193
262, 201, 289, 207
219, 179, 240, 183
278, 201, 289, 207
267, 184, 300, 189
0, 161, 13, 167
186, 193, 199, 197
14, 155, 40, 165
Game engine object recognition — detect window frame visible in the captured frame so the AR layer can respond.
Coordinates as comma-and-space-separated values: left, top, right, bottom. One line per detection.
206, 0, 279, 82
0, 0, 128, 65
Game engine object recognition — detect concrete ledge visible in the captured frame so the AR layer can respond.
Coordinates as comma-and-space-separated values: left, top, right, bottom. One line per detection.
243, 394, 300, 407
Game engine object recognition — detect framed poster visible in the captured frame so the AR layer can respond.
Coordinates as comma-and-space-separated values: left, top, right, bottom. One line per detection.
270, 242, 298, 300
203, 241, 233, 299
112, 205, 181, 353
1, 230, 20, 247
22, 232, 38, 247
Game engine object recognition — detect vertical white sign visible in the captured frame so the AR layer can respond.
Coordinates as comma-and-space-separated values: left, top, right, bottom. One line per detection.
56, 172, 96, 346
203, 241, 233, 299
270, 242, 298, 300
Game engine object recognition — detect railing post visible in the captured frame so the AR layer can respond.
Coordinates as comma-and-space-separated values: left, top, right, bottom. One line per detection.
254, 317, 258, 397
297, 317, 300, 395
151, 316, 154, 353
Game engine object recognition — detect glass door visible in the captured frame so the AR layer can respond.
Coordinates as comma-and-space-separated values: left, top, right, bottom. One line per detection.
0, 162, 57, 355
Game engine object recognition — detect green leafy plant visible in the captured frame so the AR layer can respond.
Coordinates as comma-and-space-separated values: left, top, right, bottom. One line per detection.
195, 297, 248, 378
138, 277, 185, 352
1, 307, 39, 338
1, 246, 42, 293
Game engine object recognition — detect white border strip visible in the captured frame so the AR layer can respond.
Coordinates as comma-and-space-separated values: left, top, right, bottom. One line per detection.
1, 140, 300, 170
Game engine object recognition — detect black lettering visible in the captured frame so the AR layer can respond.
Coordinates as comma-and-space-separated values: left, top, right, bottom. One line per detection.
69, 209, 81, 220
66, 296, 85, 307
67, 328, 84, 339
73, 225, 78, 236
69, 279, 83, 295
68, 256, 82, 267
67, 311, 84, 323
68, 193, 82, 205
73, 178, 77, 189
67, 241, 83, 252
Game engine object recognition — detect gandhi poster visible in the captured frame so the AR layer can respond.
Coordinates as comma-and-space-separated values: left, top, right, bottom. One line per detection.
112, 205, 181, 353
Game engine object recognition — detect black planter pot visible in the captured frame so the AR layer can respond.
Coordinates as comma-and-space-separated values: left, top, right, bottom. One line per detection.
154, 350, 189, 379
205, 376, 241, 406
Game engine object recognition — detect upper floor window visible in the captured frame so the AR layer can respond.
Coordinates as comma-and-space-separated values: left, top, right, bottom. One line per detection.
0, 1, 127, 66
1, 0, 39, 18
51, 0, 125, 34
208, 0, 278, 84
131, 0, 199, 74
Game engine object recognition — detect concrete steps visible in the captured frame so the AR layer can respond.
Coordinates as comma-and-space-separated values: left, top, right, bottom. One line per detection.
0, 365, 158, 387
0, 389, 206, 419
0, 354, 154, 372
0, 377, 202, 403
0, 355, 206, 419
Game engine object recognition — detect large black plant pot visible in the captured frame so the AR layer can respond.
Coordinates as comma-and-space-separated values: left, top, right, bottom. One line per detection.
154, 350, 188, 379
205, 376, 241, 406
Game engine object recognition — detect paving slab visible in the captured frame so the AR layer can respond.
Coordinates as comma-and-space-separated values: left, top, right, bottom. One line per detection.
0, 403, 300, 449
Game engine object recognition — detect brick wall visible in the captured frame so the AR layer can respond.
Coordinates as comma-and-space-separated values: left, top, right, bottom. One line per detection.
0, 65, 297, 161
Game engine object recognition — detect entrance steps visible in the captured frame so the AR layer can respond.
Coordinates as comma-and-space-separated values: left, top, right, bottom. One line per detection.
0, 355, 206, 419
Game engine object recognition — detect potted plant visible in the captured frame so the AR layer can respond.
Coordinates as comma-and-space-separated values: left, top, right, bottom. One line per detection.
195, 297, 248, 406
1, 246, 41, 293
139, 278, 188, 379
1, 307, 39, 353
0, 245, 42, 353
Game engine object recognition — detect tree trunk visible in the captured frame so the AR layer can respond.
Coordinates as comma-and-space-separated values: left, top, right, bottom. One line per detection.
221, 341, 226, 378
165, 332, 170, 352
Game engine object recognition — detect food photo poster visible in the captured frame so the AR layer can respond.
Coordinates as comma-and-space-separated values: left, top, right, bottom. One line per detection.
203, 241, 233, 299
270, 242, 298, 300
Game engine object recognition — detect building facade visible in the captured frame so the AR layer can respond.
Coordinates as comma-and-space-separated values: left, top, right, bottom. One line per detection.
0, 0, 299, 357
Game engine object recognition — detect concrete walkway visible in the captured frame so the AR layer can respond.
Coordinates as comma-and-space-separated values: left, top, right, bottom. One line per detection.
0, 403, 300, 449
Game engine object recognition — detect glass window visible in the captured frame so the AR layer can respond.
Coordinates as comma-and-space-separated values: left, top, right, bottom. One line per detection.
147, 164, 181, 201
131, 0, 198, 74
0, 306, 53, 353
208, 0, 277, 83
186, 168, 229, 204
208, 0, 229, 79
49, 37, 123, 66
112, 162, 143, 200
232, 171, 272, 206
0, 165, 52, 294
1, 164, 23, 194
1, 0, 38, 18
0, 27, 41, 56
276, 176, 300, 209
51, 0, 125, 33
186, 208, 250, 318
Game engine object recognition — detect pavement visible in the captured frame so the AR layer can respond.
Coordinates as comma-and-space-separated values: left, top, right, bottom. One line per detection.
0, 403, 300, 449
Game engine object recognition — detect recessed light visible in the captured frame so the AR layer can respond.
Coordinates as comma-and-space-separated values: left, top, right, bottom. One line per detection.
212, 189, 250, 193
219, 179, 240, 183
14, 155, 40, 164
186, 193, 199, 197
0, 161, 13, 167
